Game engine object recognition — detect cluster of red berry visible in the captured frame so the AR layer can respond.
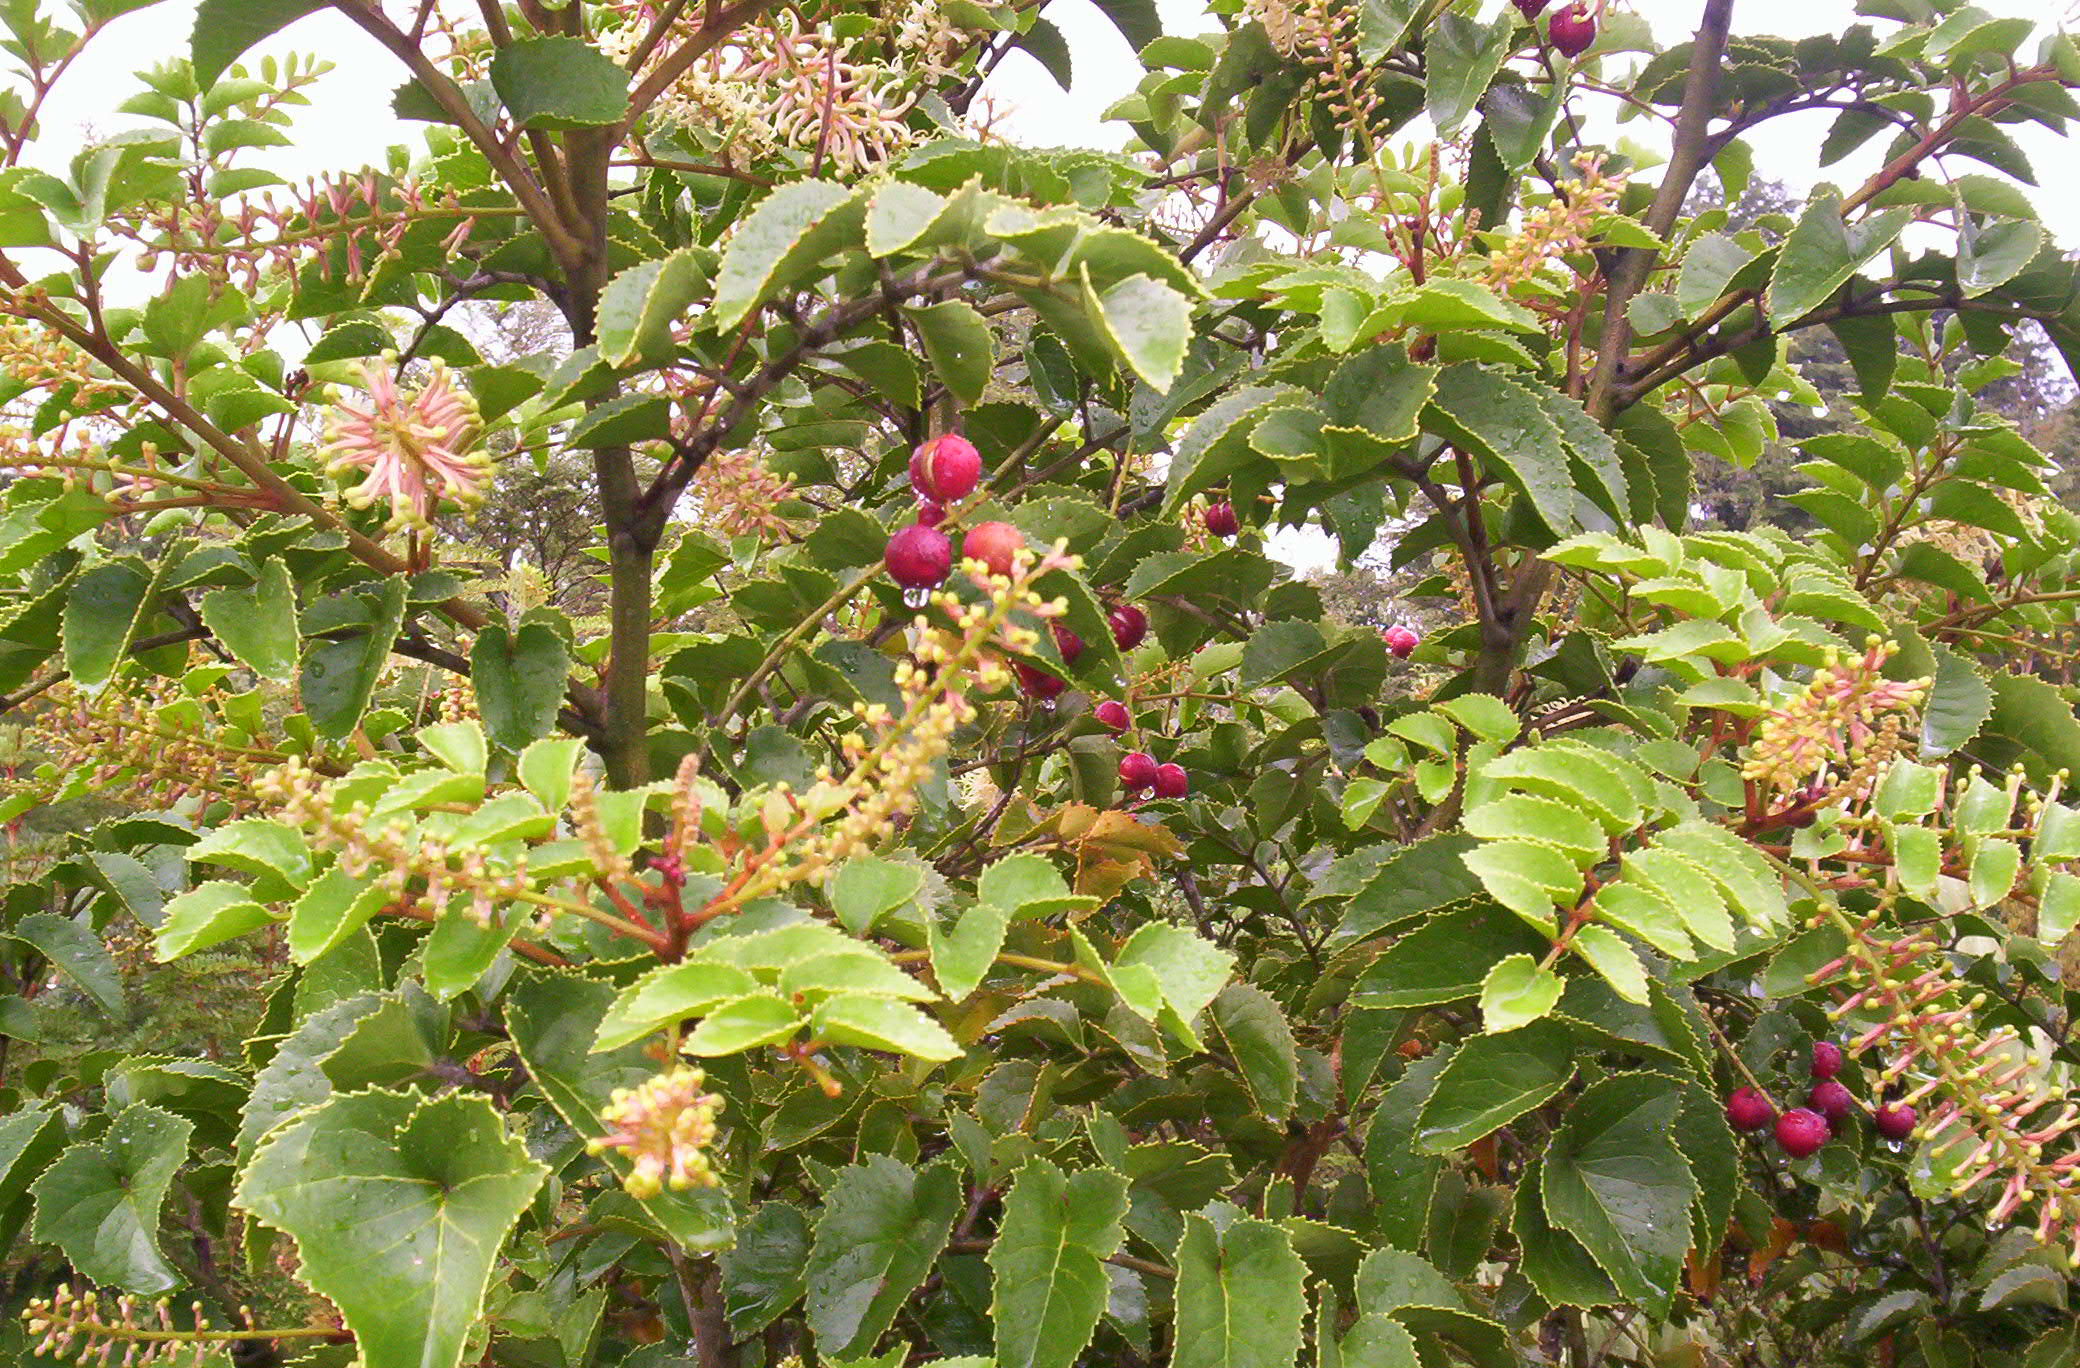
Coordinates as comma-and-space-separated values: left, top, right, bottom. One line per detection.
1724, 1040, 1916, 1159
1514, 0, 1598, 58
1382, 624, 1419, 659
884, 434, 1031, 590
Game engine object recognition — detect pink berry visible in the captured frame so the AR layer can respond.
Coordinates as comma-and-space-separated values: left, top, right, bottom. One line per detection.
1119, 752, 1157, 790
909, 433, 981, 503
916, 502, 946, 527
1203, 501, 1239, 538
963, 521, 1023, 578
1514, 0, 1551, 13
1108, 603, 1148, 651
1810, 1040, 1843, 1079
1874, 1103, 1917, 1142
1725, 1087, 1774, 1133
1547, 2, 1596, 57
1383, 625, 1419, 659
885, 524, 951, 589
1775, 1108, 1829, 1159
1153, 763, 1189, 799
1015, 662, 1065, 701
1095, 700, 1130, 732
1053, 624, 1084, 666
1807, 1080, 1854, 1129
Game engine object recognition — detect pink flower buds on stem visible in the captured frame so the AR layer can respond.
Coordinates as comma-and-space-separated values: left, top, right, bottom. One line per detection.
885, 524, 952, 588
910, 433, 980, 503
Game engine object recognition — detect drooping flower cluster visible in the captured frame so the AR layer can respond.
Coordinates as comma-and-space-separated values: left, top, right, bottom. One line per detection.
587, 1064, 725, 1199
1741, 638, 1929, 796
318, 357, 490, 531
1485, 152, 1627, 286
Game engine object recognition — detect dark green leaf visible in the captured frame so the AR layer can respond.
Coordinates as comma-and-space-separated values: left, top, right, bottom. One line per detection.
31, 1105, 192, 1293
489, 37, 630, 130
804, 1156, 961, 1358
989, 1160, 1130, 1368
1172, 1214, 1307, 1368
1414, 1020, 1575, 1152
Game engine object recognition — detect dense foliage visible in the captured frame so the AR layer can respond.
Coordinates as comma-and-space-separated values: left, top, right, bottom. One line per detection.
2, 1, 2080, 1366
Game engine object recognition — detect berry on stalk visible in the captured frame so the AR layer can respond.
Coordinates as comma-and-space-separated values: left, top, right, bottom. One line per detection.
1383, 624, 1420, 659
1108, 603, 1148, 651
1119, 752, 1157, 789
1153, 763, 1189, 799
1810, 1040, 1843, 1079
1724, 1087, 1773, 1133
1053, 624, 1084, 666
909, 432, 981, 503
885, 524, 951, 589
1015, 662, 1065, 701
1807, 1080, 1854, 1129
1095, 700, 1130, 732
963, 520, 1023, 577
1514, 0, 1552, 13
1547, 3, 1596, 57
1874, 1103, 1917, 1141
1204, 501, 1239, 538
1775, 1108, 1829, 1158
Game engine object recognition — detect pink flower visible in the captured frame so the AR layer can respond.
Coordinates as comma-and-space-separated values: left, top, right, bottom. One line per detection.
319, 357, 488, 530
587, 1065, 725, 1199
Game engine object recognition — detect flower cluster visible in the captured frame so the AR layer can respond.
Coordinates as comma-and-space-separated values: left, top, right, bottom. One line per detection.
0, 316, 126, 409
319, 357, 491, 531
587, 1064, 725, 1199
689, 445, 799, 540
20, 1286, 281, 1368
1485, 153, 1627, 287
1741, 638, 1929, 797
42, 682, 287, 817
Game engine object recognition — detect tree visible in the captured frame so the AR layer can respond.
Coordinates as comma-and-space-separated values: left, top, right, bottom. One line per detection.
3, 2, 2080, 1367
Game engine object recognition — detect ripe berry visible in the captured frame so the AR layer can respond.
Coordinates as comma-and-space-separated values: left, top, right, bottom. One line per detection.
1874, 1102, 1917, 1142
1775, 1108, 1829, 1159
1383, 624, 1419, 659
1810, 1040, 1843, 1079
1094, 700, 1130, 732
1514, 0, 1551, 13
1547, 3, 1596, 57
1119, 751, 1158, 790
1724, 1087, 1774, 1133
1053, 624, 1084, 666
1015, 662, 1066, 701
885, 524, 951, 589
916, 502, 946, 527
1153, 763, 1189, 799
909, 432, 981, 504
1807, 1080, 1854, 1129
1203, 501, 1239, 538
963, 520, 1023, 577
1108, 603, 1148, 651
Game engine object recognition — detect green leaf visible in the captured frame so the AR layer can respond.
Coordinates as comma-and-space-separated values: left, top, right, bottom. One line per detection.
1766, 193, 1910, 321
301, 578, 406, 741
199, 558, 298, 681
804, 1156, 962, 1357
471, 621, 570, 752
1424, 365, 1575, 539
712, 180, 866, 331
192, 0, 325, 88
287, 866, 387, 964
1569, 924, 1650, 1005
1365, 1049, 1451, 1249
830, 855, 925, 935
63, 560, 150, 690
809, 993, 961, 1061
154, 880, 273, 960
489, 36, 630, 130
1424, 9, 1514, 136
1540, 1074, 1697, 1318
237, 1089, 548, 1368
10, 911, 123, 1015
1172, 1214, 1307, 1368
928, 900, 1011, 1003
1511, 1159, 1619, 1308
1958, 218, 2044, 298
989, 1160, 1130, 1368
905, 299, 995, 407
1414, 1020, 1575, 1152
31, 1105, 192, 1293
1350, 900, 1549, 1009
598, 250, 707, 368
683, 991, 806, 1055
593, 962, 767, 1052
723, 1203, 812, 1335
1988, 672, 2080, 777
1089, 272, 1191, 393
1331, 833, 1484, 944
1210, 984, 1298, 1122
1478, 954, 1562, 1032
1465, 795, 1603, 863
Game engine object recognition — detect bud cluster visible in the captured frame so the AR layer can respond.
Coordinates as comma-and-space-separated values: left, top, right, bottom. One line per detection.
319, 356, 491, 531
1741, 638, 1929, 797
1485, 152, 1627, 288
20, 1286, 306, 1368
44, 682, 289, 817
689, 445, 799, 540
587, 1064, 726, 1199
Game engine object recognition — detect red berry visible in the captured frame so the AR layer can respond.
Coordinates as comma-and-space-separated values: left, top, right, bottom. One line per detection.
1014, 661, 1065, 701
1807, 1080, 1854, 1128
1383, 624, 1420, 659
1874, 1103, 1917, 1142
885, 524, 951, 589
909, 433, 981, 503
1810, 1040, 1843, 1079
1153, 763, 1189, 799
1053, 624, 1084, 666
1725, 1087, 1774, 1133
1514, 0, 1551, 13
1119, 752, 1158, 789
1547, 3, 1596, 57
963, 520, 1024, 578
1775, 1108, 1829, 1159
916, 502, 946, 527
1108, 603, 1148, 651
1094, 700, 1130, 732
1203, 501, 1239, 538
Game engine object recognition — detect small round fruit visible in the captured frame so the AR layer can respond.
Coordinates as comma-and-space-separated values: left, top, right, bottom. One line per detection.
1810, 1040, 1843, 1079
885, 524, 952, 589
909, 432, 981, 503
1015, 662, 1065, 701
1153, 763, 1189, 799
1119, 751, 1158, 790
1094, 700, 1131, 732
1874, 1103, 1917, 1142
1775, 1107, 1829, 1159
963, 520, 1024, 577
1053, 624, 1084, 666
1725, 1087, 1774, 1133
1547, 2, 1596, 57
1807, 1080, 1854, 1128
1514, 0, 1552, 13
1203, 501, 1239, 538
916, 502, 946, 527
1383, 624, 1420, 659
1108, 603, 1148, 651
